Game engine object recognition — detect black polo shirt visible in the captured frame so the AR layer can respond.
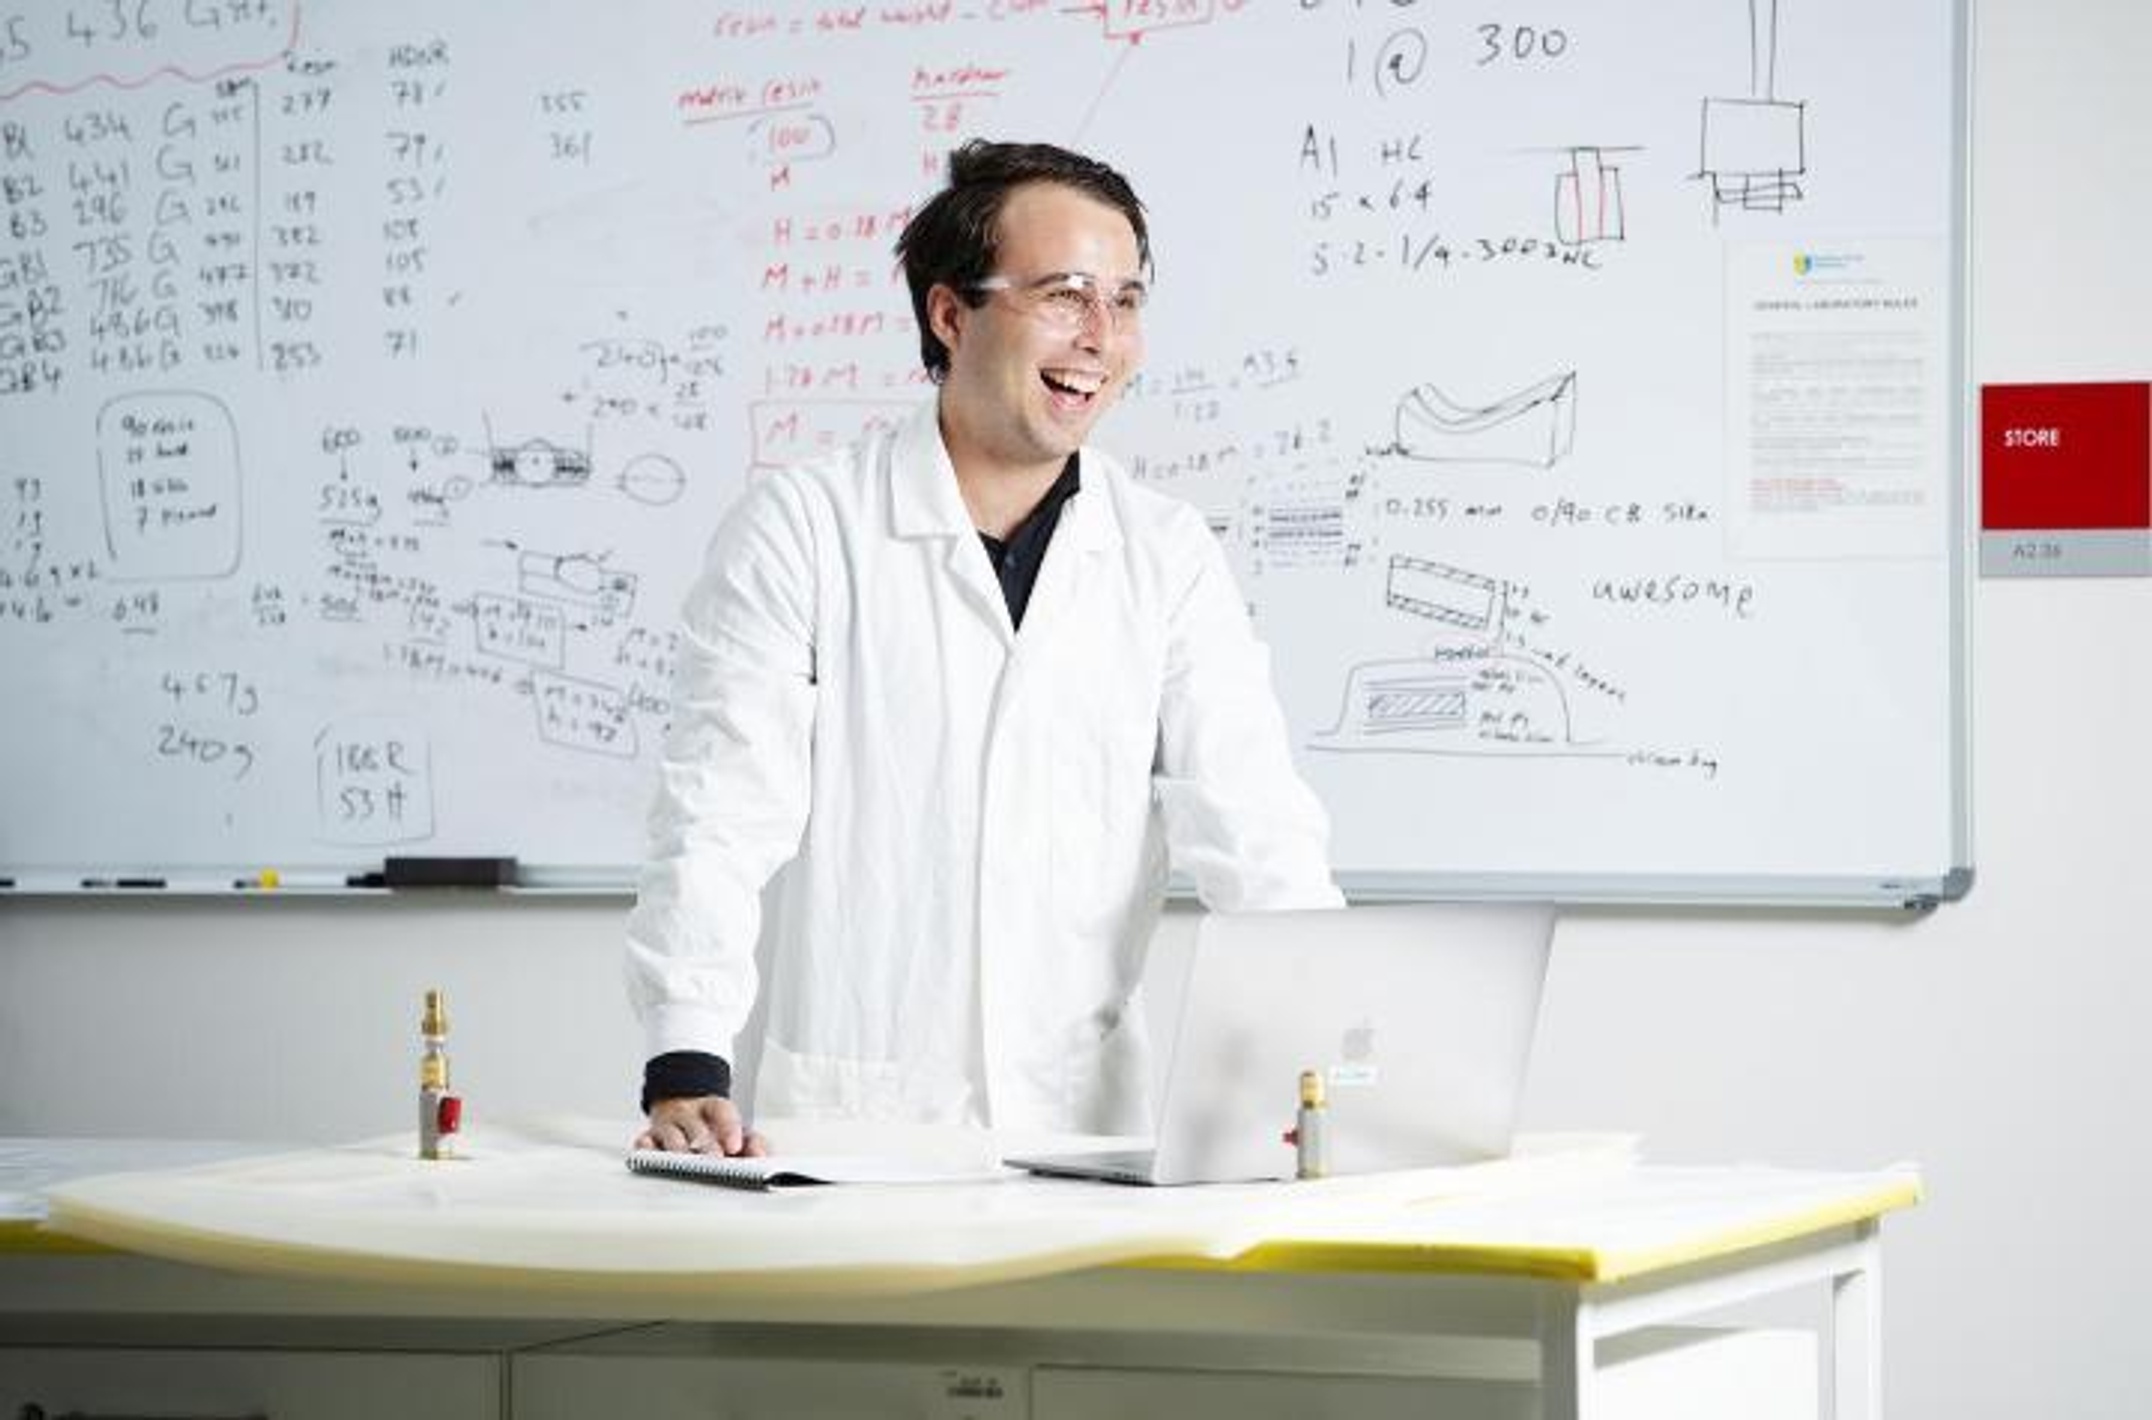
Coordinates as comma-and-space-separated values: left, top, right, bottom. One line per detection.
977, 453, 1080, 630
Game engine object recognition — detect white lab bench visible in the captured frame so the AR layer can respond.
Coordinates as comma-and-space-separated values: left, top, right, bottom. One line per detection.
0, 1122, 1918, 1419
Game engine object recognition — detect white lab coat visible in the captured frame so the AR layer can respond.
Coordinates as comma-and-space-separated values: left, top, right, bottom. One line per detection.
625, 399, 1341, 1133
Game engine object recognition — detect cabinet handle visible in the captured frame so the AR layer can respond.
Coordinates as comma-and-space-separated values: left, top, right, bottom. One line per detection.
18, 1406, 269, 1420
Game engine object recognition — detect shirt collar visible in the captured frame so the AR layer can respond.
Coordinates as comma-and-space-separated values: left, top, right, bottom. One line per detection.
889, 396, 1117, 556
981, 455, 1082, 554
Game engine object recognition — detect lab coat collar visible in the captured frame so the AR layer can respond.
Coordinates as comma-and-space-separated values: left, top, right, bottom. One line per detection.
890, 399, 973, 539
1010, 443, 1124, 646
888, 396, 1123, 557
1054, 450, 1120, 556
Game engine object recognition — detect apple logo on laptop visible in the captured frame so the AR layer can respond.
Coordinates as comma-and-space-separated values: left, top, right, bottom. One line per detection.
1332, 1018, 1379, 1086
1343, 1019, 1376, 1062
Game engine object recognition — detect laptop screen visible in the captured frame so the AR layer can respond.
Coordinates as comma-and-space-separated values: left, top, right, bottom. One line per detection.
1145, 902, 1556, 1184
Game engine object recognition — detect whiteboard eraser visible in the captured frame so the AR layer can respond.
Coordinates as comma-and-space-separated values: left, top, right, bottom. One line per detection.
383, 856, 519, 889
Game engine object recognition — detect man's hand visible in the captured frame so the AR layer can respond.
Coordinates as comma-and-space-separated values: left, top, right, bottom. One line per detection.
635, 1095, 769, 1155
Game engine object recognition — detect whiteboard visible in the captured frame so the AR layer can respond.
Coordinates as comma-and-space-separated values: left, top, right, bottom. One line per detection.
0, 0, 1971, 903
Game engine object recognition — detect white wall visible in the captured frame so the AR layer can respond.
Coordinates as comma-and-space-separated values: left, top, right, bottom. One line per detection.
3, 3, 2147, 1414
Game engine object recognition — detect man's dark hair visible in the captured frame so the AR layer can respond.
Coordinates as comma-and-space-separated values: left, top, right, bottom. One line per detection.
894, 140, 1150, 382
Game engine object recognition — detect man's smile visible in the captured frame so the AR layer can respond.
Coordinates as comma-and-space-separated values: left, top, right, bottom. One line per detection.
1041, 366, 1108, 409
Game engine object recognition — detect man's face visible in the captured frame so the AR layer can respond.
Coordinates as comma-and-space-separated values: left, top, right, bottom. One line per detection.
929, 182, 1146, 478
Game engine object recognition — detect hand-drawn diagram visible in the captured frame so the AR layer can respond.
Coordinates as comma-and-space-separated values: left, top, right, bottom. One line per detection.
617, 452, 687, 507
1387, 371, 1578, 469
515, 547, 637, 622
1238, 458, 1374, 575
282, 416, 667, 777
1554, 148, 1633, 246
416, 433, 684, 523
1696, 0, 1807, 217
487, 425, 593, 489
1385, 555, 1499, 631
1317, 654, 1579, 749
1312, 556, 1594, 757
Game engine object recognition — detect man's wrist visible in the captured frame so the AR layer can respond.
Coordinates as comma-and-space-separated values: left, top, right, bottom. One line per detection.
640, 1050, 731, 1113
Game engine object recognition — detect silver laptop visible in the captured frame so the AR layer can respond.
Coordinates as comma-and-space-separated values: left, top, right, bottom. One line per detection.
1006, 902, 1557, 1186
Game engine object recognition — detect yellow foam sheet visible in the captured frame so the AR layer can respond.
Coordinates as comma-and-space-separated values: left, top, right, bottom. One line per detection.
39, 1118, 1916, 1296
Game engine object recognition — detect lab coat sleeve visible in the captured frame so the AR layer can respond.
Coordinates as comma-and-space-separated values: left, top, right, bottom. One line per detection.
624, 472, 819, 1067
1154, 510, 1346, 910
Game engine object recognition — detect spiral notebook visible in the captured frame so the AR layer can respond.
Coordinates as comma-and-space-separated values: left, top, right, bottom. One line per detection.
625, 1149, 1000, 1191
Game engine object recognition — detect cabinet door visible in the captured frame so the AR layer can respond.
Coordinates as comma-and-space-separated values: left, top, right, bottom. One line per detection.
0, 1348, 499, 1420
1035, 1368, 1536, 1420
1032, 1328, 1817, 1420
515, 1356, 1027, 1420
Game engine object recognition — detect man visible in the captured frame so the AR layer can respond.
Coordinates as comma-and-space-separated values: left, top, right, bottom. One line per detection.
628, 141, 1340, 1156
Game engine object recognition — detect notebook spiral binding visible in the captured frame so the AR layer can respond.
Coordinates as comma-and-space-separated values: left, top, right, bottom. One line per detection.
625, 1149, 775, 1187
